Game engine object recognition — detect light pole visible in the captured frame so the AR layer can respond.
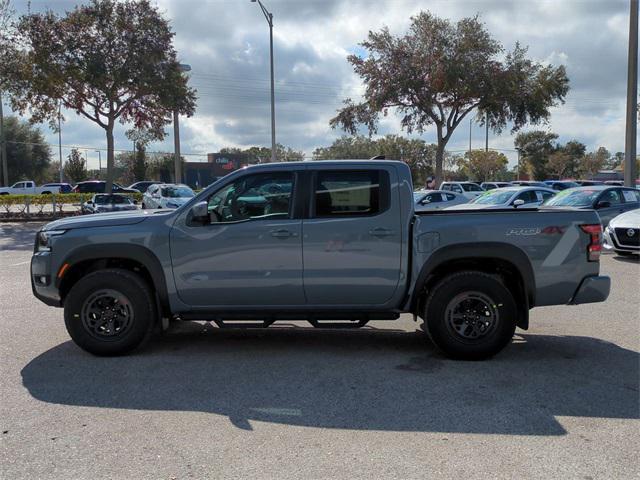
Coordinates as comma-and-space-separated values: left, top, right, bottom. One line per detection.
58, 103, 63, 182
174, 63, 191, 184
95, 150, 101, 179
624, 0, 638, 187
0, 90, 8, 187
251, 0, 277, 163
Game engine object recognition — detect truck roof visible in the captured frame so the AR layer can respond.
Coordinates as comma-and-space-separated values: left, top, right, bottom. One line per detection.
243, 159, 407, 171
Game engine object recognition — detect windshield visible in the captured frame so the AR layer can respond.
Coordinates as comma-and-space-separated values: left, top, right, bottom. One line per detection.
462, 183, 483, 192
413, 192, 426, 201
162, 186, 195, 198
472, 190, 514, 205
544, 189, 598, 207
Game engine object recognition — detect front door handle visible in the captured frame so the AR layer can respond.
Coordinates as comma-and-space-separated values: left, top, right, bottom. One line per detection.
368, 227, 395, 237
270, 229, 297, 239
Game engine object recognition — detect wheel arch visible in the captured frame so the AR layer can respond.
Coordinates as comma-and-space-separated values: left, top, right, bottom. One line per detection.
57, 244, 170, 316
410, 242, 535, 329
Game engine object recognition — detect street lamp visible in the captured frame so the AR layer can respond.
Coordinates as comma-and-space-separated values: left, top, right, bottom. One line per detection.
251, 0, 277, 163
95, 150, 102, 179
174, 63, 191, 184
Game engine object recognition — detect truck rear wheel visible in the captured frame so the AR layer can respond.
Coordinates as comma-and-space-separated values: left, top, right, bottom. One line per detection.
423, 271, 516, 360
64, 269, 156, 356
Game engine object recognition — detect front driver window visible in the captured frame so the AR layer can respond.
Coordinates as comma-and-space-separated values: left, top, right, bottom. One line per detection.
207, 172, 294, 223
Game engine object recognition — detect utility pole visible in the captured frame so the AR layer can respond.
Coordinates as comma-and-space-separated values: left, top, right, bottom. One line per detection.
624, 0, 638, 187
173, 110, 181, 183
251, 0, 276, 162
0, 90, 7, 187
174, 63, 191, 184
95, 150, 102, 179
468, 117, 472, 155
58, 103, 63, 183
485, 112, 489, 152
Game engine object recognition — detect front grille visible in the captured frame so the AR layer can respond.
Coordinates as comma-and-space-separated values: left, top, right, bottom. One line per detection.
614, 227, 640, 248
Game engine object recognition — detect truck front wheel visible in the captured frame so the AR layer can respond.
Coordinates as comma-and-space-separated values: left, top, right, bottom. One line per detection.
64, 269, 156, 356
423, 271, 517, 360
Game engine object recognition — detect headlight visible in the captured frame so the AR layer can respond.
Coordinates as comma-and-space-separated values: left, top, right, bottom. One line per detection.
36, 230, 66, 252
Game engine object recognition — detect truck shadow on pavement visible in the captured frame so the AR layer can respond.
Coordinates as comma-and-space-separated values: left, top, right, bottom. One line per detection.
21, 325, 639, 436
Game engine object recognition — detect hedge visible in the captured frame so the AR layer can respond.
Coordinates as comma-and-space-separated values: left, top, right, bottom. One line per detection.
0, 192, 143, 206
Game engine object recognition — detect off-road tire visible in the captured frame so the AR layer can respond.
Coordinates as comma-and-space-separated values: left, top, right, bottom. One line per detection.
423, 271, 517, 360
64, 268, 156, 356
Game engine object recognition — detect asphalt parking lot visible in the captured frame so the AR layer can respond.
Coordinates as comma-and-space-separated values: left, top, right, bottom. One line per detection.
0, 222, 638, 480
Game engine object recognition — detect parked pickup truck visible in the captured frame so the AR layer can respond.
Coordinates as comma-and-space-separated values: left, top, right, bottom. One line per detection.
0, 180, 61, 195
30, 160, 611, 359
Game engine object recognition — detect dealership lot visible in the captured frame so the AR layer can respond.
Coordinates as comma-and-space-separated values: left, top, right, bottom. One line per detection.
0, 222, 638, 479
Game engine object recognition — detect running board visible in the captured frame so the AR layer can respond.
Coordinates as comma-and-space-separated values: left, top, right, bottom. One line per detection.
176, 311, 399, 328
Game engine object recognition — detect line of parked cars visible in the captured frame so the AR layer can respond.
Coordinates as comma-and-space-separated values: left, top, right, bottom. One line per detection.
414, 180, 640, 257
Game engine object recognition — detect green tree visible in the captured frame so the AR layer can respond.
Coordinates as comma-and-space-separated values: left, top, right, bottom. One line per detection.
330, 11, 569, 186
313, 135, 438, 186
594, 147, 611, 169
558, 140, 586, 178
64, 149, 88, 183
313, 136, 379, 160
461, 150, 509, 182
514, 131, 558, 180
2, 0, 197, 193
220, 144, 304, 163
546, 151, 573, 179
579, 151, 607, 179
125, 126, 163, 182
2, 116, 51, 184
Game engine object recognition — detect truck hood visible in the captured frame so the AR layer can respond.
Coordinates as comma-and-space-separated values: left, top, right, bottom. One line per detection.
42, 210, 170, 231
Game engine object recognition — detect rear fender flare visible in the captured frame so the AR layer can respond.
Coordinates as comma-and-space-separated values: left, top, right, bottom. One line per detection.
411, 242, 536, 312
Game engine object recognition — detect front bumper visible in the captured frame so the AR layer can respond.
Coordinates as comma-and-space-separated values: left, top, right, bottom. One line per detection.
570, 275, 611, 305
604, 228, 640, 254
30, 252, 62, 307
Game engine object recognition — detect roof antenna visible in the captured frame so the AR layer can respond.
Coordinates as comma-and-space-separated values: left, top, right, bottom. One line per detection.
370, 155, 385, 160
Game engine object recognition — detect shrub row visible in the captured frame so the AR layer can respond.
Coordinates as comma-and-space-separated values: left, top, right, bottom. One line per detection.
0, 192, 144, 206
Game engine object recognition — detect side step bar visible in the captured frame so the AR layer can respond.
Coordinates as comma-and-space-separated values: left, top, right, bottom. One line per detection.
176, 311, 400, 329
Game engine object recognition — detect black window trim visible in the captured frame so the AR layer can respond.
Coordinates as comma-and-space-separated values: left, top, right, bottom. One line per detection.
309, 168, 391, 219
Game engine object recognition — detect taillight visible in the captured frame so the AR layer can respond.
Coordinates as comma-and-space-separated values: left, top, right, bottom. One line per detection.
580, 224, 602, 262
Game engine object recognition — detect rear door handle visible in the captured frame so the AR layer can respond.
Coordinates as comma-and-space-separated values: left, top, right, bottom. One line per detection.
270, 229, 297, 239
368, 228, 395, 237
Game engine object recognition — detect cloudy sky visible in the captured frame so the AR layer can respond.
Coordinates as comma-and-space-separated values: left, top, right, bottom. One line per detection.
7, 0, 636, 169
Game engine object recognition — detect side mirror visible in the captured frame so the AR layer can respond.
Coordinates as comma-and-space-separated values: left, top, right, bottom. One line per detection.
513, 199, 525, 208
87, 201, 94, 205
596, 201, 611, 209
189, 201, 209, 224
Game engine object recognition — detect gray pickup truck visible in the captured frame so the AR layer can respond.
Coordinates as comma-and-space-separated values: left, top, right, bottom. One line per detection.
31, 160, 610, 359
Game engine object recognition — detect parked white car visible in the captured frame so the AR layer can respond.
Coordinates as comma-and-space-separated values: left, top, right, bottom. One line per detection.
603, 209, 640, 257
0, 180, 61, 195
451, 186, 556, 210
439, 181, 484, 200
414, 190, 468, 211
82, 194, 138, 214
142, 184, 195, 209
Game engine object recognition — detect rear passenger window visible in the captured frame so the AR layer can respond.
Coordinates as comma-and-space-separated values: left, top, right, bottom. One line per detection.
314, 170, 388, 217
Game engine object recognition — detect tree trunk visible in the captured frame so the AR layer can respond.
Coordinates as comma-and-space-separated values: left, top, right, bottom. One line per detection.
105, 123, 115, 194
434, 143, 445, 188
434, 123, 446, 188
